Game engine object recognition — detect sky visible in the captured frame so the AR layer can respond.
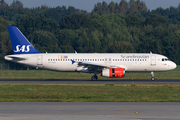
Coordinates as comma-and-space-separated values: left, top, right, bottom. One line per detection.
4, 0, 180, 12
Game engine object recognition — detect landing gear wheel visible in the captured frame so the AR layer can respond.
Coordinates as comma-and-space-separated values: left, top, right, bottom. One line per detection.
91, 76, 98, 81
151, 77, 155, 81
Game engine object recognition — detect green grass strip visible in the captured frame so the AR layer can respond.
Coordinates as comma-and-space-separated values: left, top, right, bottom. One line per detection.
0, 65, 180, 79
0, 83, 180, 102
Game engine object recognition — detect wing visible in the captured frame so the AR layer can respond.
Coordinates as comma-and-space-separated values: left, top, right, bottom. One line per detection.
71, 60, 121, 73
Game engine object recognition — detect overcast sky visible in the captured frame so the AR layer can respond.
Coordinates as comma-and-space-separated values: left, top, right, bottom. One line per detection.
5, 0, 180, 12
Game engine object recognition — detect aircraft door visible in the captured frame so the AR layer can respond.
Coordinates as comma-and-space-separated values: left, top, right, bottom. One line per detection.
151, 55, 156, 66
37, 55, 43, 65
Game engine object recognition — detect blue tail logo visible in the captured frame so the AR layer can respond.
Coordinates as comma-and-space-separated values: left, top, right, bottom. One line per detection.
14, 45, 31, 52
7, 26, 40, 54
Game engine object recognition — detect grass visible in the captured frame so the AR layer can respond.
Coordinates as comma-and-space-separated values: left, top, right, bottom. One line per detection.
0, 66, 179, 102
0, 83, 180, 102
0, 65, 179, 79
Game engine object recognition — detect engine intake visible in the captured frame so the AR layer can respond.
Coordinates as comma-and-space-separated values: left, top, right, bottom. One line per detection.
101, 68, 125, 78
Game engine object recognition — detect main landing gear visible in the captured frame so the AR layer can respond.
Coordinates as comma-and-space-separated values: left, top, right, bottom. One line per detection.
91, 75, 98, 81
151, 72, 155, 81
91, 72, 99, 81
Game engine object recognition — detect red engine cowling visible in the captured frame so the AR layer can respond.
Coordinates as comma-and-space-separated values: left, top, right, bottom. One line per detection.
101, 68, 125, 78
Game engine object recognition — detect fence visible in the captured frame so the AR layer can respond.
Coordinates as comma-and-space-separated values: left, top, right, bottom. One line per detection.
0, 63, 31, 70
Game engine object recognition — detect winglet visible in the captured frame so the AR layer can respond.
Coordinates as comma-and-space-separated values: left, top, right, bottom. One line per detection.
7, 26, 40, 54
71, 59, 76, 64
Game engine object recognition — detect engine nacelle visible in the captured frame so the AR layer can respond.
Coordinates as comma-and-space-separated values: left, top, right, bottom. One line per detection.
101, 68, 125, 78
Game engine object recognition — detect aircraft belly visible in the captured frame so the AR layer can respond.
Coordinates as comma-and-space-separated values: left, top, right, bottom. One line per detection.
130, 62, 150, 71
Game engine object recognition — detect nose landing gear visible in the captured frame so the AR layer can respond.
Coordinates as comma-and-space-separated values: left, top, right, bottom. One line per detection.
151, 72, 155, 81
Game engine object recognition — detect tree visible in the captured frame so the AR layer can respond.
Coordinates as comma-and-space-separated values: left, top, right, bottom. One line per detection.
107, 41, 134, 53
144, 14, 169, 27
10, 0, 23, 8
0, 0, 8, 9
128, 0, 147, 14
126, 14, 143, 27
178, 3, 180, 11
118, 0, 127, 14
27, 30, 58, 53
59, 14, 93, 29
108, 1, 116, 14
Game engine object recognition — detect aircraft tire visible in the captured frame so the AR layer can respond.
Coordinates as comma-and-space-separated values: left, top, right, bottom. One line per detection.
151, 77, 155, 81
91, 76, 98, 81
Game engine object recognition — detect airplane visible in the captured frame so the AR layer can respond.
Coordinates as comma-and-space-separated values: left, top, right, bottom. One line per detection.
4, 26, 177, 81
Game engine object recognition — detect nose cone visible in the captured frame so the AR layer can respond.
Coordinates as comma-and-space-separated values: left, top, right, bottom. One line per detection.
171, 62, 177, 70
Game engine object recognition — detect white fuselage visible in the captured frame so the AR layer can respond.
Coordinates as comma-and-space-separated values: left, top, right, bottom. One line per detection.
5, 53, 177, 72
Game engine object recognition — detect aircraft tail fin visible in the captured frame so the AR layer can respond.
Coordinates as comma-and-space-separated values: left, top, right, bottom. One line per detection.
7, 26, 40, 54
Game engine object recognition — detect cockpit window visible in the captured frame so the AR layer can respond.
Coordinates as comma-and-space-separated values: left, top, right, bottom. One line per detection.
162, 58, 170, 61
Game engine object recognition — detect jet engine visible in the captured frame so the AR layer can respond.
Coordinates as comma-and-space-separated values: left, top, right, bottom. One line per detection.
101, 68, 125, 78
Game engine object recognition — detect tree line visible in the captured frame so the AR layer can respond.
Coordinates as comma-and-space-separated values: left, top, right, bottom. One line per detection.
0, 0, 180, 64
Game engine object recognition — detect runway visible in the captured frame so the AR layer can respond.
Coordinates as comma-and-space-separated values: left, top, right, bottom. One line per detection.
0, 102, 180, 120
0, 79, 180, 84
